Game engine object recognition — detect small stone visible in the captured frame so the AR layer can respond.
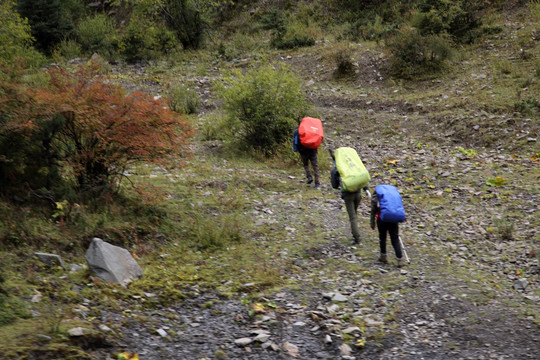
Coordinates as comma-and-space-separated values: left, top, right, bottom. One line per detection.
325, 335, 332, 343
99, 324, 112, 332
513, 278, 529, 290
340, 343, 352, 356
283, 342, 300, 358
332, 293, 348, 302
156, 329, 168, 337
68, 327, 88, 337
254, 333, 271, 342
234, 337, 253, 346
343, 326, 361, 335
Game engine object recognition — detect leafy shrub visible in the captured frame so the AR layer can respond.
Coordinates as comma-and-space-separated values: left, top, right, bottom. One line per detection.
345, 15, 400, 42
514, 99, 540, 116
52, 39, 82, 61
16, 0, 75, 53
413, 0, 483, 43
0, 63, 193, 197
75, 14, 119, 59
168, 83, 200, 115
332, 45, 355, 78
217, 63, 310, 156
160, 0, 205, 49
0, 1, 45, 67
271, 19, 316, 50
119, 15, 180, 63
386, 27, 453, 79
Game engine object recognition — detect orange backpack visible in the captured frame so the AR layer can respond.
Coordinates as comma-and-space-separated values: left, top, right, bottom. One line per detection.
298, 117, 324, 149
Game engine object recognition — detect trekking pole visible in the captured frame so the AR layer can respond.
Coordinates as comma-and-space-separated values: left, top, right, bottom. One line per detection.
399, 236, 410, 263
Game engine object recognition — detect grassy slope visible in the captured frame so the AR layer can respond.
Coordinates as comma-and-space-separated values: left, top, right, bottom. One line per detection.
0, 2, 539, 358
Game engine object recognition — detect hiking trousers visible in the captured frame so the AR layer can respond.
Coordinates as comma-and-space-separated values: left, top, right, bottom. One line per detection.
300, 149, 319, 185
342, 190, 362, 242
377, 220, 402, 259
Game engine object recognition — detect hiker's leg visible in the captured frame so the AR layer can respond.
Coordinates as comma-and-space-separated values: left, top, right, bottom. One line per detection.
353, 191, 361, 211
300, 151, 312, 181
311, 151, 320, 185
388, 222, 403, 259
377, 220, 388, 255
344, 192, 361, 243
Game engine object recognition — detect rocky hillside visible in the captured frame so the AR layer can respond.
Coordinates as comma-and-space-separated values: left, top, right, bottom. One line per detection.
0, 3, 538, 360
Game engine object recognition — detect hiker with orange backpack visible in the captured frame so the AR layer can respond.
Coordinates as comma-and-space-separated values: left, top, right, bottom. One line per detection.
370, 185, 407, 267
293, 117, 324, 188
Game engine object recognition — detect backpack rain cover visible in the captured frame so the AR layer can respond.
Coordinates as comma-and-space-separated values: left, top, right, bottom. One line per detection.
375, 185, 406, 223
298, 117, 324, 149
334, 147, 370, 192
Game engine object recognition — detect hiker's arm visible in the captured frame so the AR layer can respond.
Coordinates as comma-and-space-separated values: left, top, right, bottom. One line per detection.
363, 185, 371, 199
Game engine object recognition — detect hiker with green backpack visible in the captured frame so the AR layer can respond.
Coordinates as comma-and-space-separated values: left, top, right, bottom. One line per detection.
370, 185, 407, 267
330, 147, 371, 245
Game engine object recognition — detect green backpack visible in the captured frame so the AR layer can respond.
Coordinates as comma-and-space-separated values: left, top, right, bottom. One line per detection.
334, 147, 370, 192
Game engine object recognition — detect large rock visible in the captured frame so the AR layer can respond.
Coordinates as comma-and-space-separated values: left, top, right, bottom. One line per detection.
85, 238, 142, 286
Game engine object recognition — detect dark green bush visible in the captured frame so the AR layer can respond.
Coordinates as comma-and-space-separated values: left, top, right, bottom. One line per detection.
413, 0, 483, 43
160, 0, 205, 49
16, 0, 75, 53
514, 99, 540, 116
217, 63, 310, 155
386, 27, 453, 79
119, 16, 180, 63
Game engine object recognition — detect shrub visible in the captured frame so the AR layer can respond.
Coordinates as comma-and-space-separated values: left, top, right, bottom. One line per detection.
332, 45, 355, 78
0, 63, 193, 196
160, 0, 206, 49
271, 19, 316, 50
16, 0, 75, 53
119, 15, 180, 63
217, 63, 310, 156
412, 0, 483, 43
514, 99, 540, 116
75, 14, 119, 59
52, 39, 82, 62
0, 0, 45, 67
168, 83, 200, 115
386, 27, 453, 79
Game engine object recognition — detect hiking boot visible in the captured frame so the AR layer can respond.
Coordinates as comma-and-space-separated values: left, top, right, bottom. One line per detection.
351, 238, 360, 245
397, 257, 405, 268
378, 254, 388, 264
306, 176, 313, 184
314, 183, 320, 188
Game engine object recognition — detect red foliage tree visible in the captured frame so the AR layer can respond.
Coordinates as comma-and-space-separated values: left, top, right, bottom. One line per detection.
1, 63, 193, 194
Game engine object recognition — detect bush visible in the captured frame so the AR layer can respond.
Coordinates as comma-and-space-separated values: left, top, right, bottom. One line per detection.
0, 1, 45, 67
160, 0, 205, 50
332, 45, 355, 78
75, 14, 119, 59
119, 15, 180, 63
0, 63, 193, 197
413, 0, 483, 43
168, 83, 200, 115
217, 63, 310, 156
16, 0, 75, 53
386, 27, 453, 79
271, 19, 316, 50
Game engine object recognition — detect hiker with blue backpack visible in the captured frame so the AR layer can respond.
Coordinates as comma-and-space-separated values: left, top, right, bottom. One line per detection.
330, 147, 371, 245
370, 185, 407, 267
293, 117, 324, 188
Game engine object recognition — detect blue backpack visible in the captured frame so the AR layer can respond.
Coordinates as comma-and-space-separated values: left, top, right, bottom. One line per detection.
375, 185, 406, 223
